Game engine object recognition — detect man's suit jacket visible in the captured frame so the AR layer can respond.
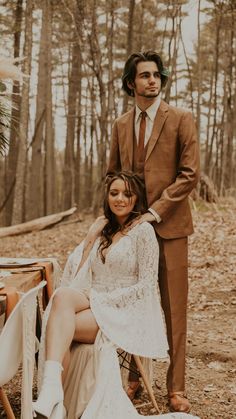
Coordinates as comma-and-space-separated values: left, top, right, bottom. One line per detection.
107, 100, 200, 239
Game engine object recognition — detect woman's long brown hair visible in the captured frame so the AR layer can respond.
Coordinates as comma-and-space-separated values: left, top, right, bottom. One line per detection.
98, 171, 147, 263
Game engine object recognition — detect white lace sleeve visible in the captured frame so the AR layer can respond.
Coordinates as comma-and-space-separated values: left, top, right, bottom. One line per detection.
60, 241, 84, 286
59, 240, 92, 297
90, 222, 168, 358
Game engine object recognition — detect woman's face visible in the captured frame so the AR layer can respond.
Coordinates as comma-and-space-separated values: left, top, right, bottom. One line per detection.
108, 178, 137, 224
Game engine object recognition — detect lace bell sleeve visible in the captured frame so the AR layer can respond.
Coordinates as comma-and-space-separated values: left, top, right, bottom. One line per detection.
60, 241, 92, 297
60, 241, 84, 286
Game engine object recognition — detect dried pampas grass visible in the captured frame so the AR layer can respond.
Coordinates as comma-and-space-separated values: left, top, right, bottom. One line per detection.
0, 57, 28, 81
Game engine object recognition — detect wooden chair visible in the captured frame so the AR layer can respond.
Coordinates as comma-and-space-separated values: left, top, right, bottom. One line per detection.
63, 343, 160, 418
118, 351, 160, 413
0, 281, 46, 419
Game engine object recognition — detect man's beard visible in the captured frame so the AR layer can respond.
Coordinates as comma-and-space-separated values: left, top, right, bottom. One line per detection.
139, 91, 160, 99
145, 93, 159, 98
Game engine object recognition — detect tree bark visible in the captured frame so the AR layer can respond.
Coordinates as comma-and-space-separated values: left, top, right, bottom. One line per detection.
11, 0, 33, 225
164, 5, 180, 103
88, 0, 108, 186
44, 0, 55, 215
5, 0, 23, 226
122, 0, 135, 114
196, 0, 202, 141
205, 5, 223, 177
28, 0, 48, 220
63, 42, 80, 210
224, 2, 234, 192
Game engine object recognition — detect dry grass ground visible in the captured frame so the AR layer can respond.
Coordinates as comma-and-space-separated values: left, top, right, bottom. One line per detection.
0, 200, 235, 418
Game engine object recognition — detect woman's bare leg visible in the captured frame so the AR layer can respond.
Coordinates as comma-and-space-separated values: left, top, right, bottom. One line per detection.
62, 310, 99, 382
33, 288, 98, 417
46, 288, 90, 363
73, 308, 99, 343
62, 349, 71, 383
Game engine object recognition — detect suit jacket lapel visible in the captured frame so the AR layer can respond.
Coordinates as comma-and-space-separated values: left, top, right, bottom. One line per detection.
145, 100, 169, 161
120, 107, 135, 167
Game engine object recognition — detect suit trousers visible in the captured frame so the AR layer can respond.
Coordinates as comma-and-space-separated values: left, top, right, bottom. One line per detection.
129, 235, 188, 393
157, 235, 188, 393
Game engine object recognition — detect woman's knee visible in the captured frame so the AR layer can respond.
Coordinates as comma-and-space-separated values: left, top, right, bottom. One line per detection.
52, 287, 73, 310
51, 287, 89, 312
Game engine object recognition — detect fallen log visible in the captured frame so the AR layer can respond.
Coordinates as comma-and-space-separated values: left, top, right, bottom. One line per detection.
0, 207, 77, 238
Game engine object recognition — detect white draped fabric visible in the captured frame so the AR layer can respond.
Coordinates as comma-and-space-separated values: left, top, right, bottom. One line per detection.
38, 222, 200, 419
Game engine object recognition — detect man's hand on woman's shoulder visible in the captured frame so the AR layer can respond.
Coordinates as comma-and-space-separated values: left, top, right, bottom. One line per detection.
128, 212, 155, 229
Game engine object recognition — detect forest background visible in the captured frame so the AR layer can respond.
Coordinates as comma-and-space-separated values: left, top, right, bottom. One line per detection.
0, 0, 235, 226
0, 2, 236, 418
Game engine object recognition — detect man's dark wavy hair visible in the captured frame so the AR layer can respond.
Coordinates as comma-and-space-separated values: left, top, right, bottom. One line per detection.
98, 171, 147, 263
122, 51, 168, 97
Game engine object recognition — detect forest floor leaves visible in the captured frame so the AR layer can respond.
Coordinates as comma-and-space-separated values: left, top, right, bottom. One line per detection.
0, 199, 235, 418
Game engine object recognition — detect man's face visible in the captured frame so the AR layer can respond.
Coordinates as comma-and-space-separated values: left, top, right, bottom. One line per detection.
131, 61, 161, 99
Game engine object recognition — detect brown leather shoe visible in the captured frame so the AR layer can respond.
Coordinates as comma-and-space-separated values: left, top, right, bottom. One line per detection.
126, 381, 142, 400
168, 392, 191, 413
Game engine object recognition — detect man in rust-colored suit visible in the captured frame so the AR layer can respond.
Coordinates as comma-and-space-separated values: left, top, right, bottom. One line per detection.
107, 51, 200, 413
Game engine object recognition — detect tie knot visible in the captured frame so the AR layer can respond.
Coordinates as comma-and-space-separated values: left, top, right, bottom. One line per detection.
140, 111, 147, 120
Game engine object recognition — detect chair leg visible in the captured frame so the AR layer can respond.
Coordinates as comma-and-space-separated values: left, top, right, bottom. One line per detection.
0, 387, 16, 419
133, 355, 160, 414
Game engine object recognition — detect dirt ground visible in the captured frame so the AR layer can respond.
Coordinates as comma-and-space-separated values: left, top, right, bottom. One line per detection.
0, 200, 235, 419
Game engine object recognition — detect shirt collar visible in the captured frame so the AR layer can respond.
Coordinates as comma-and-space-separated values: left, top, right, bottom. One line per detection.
135, 96, 161, 123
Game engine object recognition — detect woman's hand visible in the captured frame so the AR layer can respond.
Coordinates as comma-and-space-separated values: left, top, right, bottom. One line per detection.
84, 215, 108, 253
76, 216, 108, 274
87, 215, 108, 239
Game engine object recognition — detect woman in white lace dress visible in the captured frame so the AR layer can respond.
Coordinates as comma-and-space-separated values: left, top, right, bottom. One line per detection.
33, 172, 199, 419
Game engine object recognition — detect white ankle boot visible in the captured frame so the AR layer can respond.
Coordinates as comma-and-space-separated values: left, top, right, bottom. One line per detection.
33, 360, 64, 418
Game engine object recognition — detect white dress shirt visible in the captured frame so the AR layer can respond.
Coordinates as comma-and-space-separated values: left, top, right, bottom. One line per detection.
135, 96, 161, 147
135, 97, 162, 223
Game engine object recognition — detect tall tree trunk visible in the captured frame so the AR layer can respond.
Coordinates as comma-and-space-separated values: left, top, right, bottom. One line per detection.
218, 78, 227, 195
82, 92, 89, 208
72, 0, 85, 209
204, 70, 214, 174
122, 0, 135, 114
63, 42, 80, 210
137, 0, 145, 51
5, 0, 23, 225
224, 3, 234, 192
11, 0, 33, 225
28, 0, 47, 220
196, 0, 202, 139
106, 1, 116, 127
74, 50, 82, 208
164, 5, 180, 103
205, 7, 223, 177
44, 0, 55, 215
179, 20, 194, 113
89, 0, 107, 182
161, 6, 169, 56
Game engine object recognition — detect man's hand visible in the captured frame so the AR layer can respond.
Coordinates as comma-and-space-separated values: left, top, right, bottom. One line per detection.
128, 212, 156, 229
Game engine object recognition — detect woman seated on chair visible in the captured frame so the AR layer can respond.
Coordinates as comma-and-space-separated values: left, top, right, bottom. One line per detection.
33, 171, 198, 419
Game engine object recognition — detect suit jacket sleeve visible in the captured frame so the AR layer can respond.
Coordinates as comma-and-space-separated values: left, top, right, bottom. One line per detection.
149, 111, 200, 221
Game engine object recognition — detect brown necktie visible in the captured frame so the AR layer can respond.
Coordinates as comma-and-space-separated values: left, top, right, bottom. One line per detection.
138, 111, 147, 156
